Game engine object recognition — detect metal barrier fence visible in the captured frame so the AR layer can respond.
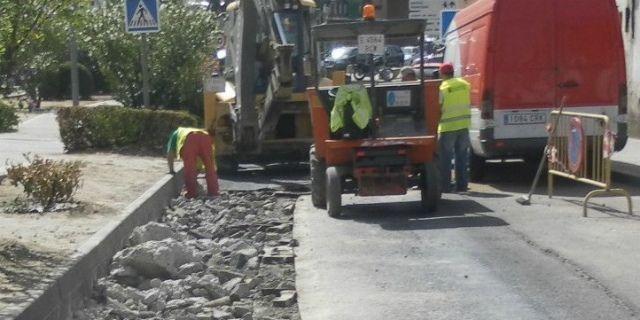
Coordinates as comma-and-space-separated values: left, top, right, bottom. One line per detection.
547, 110, 632, 217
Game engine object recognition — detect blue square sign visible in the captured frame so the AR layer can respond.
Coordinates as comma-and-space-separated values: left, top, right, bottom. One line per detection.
441, 9, 457, 38
125, 0, 160, 34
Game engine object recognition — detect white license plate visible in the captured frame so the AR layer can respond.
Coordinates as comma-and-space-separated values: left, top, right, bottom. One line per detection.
504, 112, 547, 125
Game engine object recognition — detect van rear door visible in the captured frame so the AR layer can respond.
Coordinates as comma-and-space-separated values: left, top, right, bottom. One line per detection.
555, 0, 620, 124
493, 0, 556, 140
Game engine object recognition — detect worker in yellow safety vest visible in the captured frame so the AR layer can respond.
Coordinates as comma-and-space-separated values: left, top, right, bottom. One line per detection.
167, 127, 219, 198
438, 62, 471, 193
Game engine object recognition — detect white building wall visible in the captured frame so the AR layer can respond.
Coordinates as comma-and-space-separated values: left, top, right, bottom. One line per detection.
617, 0, 640, 118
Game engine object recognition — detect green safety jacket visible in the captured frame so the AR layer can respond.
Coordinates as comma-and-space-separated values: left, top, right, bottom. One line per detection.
439, 77, 471, 133
167, 127, 209, 160
330, 85, 373, 133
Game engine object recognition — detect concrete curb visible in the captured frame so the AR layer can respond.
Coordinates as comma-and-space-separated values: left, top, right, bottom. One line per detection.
5, 167, 184, 320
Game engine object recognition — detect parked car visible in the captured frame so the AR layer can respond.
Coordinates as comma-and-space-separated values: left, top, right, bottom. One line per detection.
322, 46, 358, 72
402, 46, 419, 65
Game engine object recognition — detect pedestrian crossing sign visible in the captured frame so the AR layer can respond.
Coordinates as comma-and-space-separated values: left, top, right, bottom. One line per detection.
125, 0, 160, 33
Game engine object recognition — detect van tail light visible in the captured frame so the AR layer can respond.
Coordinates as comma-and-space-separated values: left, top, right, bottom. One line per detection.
619, 84, 628, 115
481, 89, 494, 120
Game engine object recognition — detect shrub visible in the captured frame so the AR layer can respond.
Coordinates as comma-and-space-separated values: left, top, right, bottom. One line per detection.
57, 106, 199, 152
0, 102, 19, 132
6, 155, 84, 210
38, 62, 95, 100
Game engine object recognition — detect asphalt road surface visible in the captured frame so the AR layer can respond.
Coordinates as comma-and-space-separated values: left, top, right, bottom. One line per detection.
294, 160, 640, 320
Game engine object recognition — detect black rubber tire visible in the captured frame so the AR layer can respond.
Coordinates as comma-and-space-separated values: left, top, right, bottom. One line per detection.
326, 166, 342, 218
421, 163, 441, 213
309, 145, 326, 208
354, 67, 367, 80
216, 156, 239, 175
470, 153, 486, 182
379, 68, 395, 81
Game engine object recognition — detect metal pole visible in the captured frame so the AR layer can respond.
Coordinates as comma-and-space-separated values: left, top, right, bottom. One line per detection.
70, 29, 80, 107
141, 34, 151, 108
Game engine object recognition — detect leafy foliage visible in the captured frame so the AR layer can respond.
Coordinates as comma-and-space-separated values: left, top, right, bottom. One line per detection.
57, 106, 198, 152
83, 0, 219, 114
6, 155, 84, 210
0, 0, 89, 94
0, 100, 18, 132
38, 62, 95, 100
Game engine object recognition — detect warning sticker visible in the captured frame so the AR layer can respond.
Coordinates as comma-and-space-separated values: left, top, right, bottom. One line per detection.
386, 90, 412, 107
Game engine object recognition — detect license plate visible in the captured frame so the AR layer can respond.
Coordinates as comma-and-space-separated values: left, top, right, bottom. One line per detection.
504, 112, 547, 125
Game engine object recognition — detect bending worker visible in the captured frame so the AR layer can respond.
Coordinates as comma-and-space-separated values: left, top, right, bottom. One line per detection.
167, 127, 220, 198
438, 63, 471, 193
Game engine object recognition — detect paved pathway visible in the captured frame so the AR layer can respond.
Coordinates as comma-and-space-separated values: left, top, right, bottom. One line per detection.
0, 112, 64, 176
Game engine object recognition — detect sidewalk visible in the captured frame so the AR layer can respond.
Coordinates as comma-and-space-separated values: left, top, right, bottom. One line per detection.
0, 112, 64, 177
612, 137, 640, 180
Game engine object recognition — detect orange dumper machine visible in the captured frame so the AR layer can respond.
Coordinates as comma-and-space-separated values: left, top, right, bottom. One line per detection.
307, 19, 442, 217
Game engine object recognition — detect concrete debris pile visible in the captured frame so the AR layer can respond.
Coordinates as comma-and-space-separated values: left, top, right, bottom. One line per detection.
76, 191, 300, 320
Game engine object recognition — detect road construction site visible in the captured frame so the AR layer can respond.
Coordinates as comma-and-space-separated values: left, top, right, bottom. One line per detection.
1, 146, 639, 319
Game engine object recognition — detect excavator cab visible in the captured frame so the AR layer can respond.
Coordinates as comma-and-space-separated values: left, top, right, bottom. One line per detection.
307, 19, 443, 218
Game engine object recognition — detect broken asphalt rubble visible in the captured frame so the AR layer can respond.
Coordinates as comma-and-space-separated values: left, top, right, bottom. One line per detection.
75, 191, 300, 320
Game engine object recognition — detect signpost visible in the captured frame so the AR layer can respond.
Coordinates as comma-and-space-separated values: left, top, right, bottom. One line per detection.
124, 0, 160, 108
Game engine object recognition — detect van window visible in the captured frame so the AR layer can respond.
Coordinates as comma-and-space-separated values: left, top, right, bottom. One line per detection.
444, 29, 470, 77
443, 33, 459, 71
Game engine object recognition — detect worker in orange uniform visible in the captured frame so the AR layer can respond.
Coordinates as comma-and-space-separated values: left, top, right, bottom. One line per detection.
167, 127, 220, 198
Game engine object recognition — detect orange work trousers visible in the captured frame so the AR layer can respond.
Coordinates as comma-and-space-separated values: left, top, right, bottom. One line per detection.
180, 133, 219, 198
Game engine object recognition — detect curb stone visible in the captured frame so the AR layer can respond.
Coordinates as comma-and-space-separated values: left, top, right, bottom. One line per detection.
1, 167, 184, 320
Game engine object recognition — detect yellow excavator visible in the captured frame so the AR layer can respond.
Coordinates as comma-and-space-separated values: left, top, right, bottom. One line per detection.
204, 0, 318, 172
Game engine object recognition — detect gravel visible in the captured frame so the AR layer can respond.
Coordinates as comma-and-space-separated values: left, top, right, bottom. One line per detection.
76, 191, 300, 320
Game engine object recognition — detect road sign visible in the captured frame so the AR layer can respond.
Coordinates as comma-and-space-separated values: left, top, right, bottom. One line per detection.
409, 10, 431, 20
568, 117, 585, 174
441, 9, 458, 38
125, 0, 160, 34
409, 0, 429, 11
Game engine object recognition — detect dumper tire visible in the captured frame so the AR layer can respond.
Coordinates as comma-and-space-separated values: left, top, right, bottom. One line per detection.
326, 166, 342, 218
470, 153, 486, 182
310, 145, 326, 208
421, 162, 441, 213
216, 156, 239, 175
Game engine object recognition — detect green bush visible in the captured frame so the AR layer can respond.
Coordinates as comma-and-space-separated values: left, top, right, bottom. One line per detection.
0, 102, 19, 132
57, 106, 198, 152
6, 155, 84, 210
39, 62, 95, 100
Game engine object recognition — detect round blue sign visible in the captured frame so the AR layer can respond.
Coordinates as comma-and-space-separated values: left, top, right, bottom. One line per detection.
568, 117, 584, 174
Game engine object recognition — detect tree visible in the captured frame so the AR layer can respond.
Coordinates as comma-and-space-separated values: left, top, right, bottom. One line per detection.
84, 0, 219, 115
0, 0, 88, 94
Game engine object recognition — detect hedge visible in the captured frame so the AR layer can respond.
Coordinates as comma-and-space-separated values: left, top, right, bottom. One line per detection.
57, 106, 198, 152
0, 101, 19, 132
